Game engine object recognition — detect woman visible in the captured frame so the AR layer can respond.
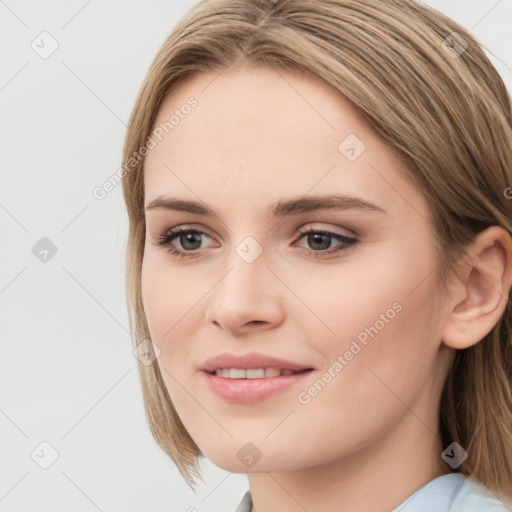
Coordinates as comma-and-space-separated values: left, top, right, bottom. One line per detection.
121, 1, 512, 510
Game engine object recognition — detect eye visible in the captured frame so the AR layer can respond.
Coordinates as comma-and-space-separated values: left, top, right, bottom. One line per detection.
153, 227, 215, 259
152, 226, 358, 259
293, 228, 358, 258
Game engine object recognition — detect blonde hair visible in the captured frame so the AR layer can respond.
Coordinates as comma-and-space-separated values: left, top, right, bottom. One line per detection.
121, 0, 512, 500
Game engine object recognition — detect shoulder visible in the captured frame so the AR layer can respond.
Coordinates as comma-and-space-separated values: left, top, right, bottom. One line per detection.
393, 473, 511, 512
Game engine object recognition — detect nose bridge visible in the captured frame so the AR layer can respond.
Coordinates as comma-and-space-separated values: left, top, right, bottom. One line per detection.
205, 236, 282, 332
216, 239, 269, 310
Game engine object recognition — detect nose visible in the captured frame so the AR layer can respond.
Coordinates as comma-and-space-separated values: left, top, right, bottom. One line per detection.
204, 247, 284, 336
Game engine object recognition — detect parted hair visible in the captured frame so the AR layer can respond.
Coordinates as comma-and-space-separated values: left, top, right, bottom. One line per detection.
121, 0, 512, 501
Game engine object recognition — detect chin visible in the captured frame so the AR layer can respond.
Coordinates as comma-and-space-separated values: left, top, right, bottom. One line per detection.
201, 442, 306, 474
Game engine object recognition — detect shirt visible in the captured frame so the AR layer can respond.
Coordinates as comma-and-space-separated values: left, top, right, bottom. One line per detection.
233, 473, 511, 511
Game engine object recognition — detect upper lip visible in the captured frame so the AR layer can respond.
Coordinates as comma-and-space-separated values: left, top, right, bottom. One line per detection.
201, 352, 314, 373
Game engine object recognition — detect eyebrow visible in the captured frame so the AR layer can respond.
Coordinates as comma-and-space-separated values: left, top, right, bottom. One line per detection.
145, 194, 386, 217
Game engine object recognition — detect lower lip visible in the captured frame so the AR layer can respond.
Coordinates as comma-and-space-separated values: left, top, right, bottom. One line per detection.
202, 370, 314, 403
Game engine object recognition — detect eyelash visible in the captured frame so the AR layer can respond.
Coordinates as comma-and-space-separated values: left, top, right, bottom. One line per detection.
153, 226, 358, 259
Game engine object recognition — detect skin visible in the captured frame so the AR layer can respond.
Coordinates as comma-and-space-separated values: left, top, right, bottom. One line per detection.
141, 63, 512, 512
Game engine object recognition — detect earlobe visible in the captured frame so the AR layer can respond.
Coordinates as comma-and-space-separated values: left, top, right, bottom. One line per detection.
442, 226, 512, 350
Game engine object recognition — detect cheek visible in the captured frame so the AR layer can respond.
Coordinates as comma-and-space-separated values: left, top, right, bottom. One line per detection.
140, 257, 197, 406
286, 282, 440, 457
303, 244, 440, 402
141, 250, 205, 339
141, 256, 171, 340
140, 250, 216, 393
299, 244, 433, 346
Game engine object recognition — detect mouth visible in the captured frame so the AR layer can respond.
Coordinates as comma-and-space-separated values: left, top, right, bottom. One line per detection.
207, 368, 314, 379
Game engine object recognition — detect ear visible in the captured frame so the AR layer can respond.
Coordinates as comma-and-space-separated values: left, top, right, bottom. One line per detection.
442, 226, 512, 350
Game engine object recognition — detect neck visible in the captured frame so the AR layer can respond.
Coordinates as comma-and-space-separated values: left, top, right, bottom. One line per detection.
247, 411, 451, 512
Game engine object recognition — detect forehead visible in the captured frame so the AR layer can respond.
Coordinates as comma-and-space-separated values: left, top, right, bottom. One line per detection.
143, 65, 428, 222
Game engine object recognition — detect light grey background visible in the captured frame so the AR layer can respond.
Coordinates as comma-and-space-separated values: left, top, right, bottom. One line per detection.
1, 1, 511, 511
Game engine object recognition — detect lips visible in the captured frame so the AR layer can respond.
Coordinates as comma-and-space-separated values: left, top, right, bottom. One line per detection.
203, 369, 314, 402
200, 352, 314, 373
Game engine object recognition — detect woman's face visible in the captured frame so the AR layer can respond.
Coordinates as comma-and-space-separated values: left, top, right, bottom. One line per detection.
141, 64, 455, 473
